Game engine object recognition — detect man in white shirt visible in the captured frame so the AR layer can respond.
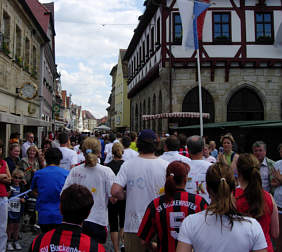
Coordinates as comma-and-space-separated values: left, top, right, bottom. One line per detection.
121, 136, 138, 161
58, 132, 78, 170
160, 135, 191, 164
104, 133, 119, 164
185, 135, 211, 203
21, 132, 35, 158
111, 129, 169, 252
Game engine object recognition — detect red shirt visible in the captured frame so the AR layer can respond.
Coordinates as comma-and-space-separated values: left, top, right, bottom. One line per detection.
138, 190, 208, 252
0, 160, 8, 197
235, 188, 273, 252
30, 224, 105, 252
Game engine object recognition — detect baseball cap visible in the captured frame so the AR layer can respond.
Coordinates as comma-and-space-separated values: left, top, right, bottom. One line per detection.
138, 129, 157, 143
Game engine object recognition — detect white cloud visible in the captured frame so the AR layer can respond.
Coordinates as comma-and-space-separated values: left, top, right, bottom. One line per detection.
39, 0, 143, 118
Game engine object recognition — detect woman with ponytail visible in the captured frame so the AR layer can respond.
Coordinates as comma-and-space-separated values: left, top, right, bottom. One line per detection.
177, 162, 268, 252
62, 137, 115, 244
235, 154, 279, 252
138, 161, 207, 252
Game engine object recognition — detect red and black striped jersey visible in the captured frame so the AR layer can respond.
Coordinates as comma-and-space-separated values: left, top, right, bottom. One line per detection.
178, 147, 190, 158
138, 190, 208, 252
29, 223, 105, 252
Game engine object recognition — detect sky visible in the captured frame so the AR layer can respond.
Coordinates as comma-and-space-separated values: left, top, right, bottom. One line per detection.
39, 0, 145, 119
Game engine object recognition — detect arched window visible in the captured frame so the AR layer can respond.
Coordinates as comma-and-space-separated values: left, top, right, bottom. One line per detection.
147, 97, 151, 129
227, 88, 264, 121
181, 87, 215, 126
152, 94, 156, 132
135, 104, 138, 131
143, 100, 146, 129
158, 91, 162, 133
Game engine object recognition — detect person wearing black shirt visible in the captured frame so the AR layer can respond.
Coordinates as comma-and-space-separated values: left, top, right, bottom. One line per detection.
29, 184, 105, 252
138, 161, 208, 252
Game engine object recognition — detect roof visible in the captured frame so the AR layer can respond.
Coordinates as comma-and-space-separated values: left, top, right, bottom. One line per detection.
19, 1, 49, 42
84, 110, 96, 120
25, 0, 50, 33
110, 65, 118, 76
171, 120, 282, 130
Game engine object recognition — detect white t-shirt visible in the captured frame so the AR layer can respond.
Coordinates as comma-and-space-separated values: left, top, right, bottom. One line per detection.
59, 147, 78, 170
104, 140, 120, 164
115, 156, 169, 233
274, 160, 282, 210
62, 163, 115, 226
122, 148, 138, 161
160, 151, 191, 164
203, 155, 216, 163
185, 159, 211, 203
178, 211, 267, 252
21, 141, 35, 158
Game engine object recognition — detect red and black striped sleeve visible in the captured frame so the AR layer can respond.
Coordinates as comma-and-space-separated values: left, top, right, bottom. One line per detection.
137, 199, 157, 242
195, 194, 208, 212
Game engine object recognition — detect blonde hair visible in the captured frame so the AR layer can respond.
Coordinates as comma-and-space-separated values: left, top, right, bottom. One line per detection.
112, 142, 124, 159
12, 169, 24, 178
27, 145, 39, 158
220, 134, 235, 144
82, 137, 101, 167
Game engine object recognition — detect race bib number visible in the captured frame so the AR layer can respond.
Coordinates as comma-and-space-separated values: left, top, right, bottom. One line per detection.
169, 212, 185, 239
8, 199, 21, 212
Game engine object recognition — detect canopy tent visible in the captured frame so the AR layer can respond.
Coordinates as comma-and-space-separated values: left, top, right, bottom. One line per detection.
142, 112, 210, 121
95, 125, 111, 131
170, 120, 282, 130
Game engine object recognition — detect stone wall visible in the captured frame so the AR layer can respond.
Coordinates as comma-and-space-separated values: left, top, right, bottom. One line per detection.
130, 66, 282, 132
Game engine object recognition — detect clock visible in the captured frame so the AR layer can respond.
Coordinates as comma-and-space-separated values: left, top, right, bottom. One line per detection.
19, 82, 38, 100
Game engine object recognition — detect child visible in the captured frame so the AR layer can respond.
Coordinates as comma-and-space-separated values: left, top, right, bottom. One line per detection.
7, 169, 25, 251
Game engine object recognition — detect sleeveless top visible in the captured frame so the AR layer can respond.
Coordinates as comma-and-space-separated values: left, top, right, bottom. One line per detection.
235, 188, 273, 252
223, 151, 235, 166
0, 159, 8, 197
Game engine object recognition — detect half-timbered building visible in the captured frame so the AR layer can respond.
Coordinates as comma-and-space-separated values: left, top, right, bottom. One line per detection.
124, 0, 282, 137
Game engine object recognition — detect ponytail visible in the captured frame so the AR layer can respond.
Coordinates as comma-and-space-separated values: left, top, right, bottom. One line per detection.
206, 162, 244, 229
164, 161, 189, 201
82, 137, 101, 168
237, 154, 265, 219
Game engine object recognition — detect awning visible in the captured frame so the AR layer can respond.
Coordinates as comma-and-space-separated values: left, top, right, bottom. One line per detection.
171, 120, 281, 130
142, 112, 210, 121
240, 121, 282, 128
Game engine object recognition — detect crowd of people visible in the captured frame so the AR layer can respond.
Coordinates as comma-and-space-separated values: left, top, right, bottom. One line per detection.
0, 129, 281, 252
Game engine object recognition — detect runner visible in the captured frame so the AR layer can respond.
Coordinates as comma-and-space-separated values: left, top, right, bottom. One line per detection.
111, 129, 169, 252
29, 184, 105, 252
138, 161, 207, 252
62, 137, 116, 244
235, 153, 279, 252
177, 162, 267, 252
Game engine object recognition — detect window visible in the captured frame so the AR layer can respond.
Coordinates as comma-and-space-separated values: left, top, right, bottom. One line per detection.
173, 13, 182, 43
139, 47, 141, 65
24, 38, 30, 71
15, 26, 22, 59
3, 11, 10, 50
213, 13, 231, 42
142, 41, 145, 62
32, 46, 37, 75
156, 18, 161, 45
146, 34, 150, 57
255, 13, 273, 43
151, 27, 155, 53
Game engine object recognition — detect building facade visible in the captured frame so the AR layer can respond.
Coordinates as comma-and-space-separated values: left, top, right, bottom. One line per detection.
124, 0, 282, 134
114, 49, 130, 132
107, 64, 117, 131
0, 0, 50, 148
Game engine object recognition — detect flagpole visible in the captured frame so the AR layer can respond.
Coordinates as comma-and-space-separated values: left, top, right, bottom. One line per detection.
196, 48, 203, 137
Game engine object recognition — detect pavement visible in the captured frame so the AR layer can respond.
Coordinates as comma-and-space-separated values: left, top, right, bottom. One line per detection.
8, 229, 115, 252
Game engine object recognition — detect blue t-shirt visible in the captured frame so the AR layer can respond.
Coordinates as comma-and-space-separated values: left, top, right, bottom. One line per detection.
99, 139, 105, 159
31, 165, 69, 224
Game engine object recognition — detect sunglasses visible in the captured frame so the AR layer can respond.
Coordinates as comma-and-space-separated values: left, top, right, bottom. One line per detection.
13, 176, 23, 179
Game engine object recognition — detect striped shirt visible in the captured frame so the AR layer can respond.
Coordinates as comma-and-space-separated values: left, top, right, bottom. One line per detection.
138, 190, 207, 252
30, 223, 105, 252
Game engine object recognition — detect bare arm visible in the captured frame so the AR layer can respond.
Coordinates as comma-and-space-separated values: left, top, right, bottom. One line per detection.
176, 241, 193, 252
252, 249, 267, 252
0, 162, 11, 184
270, 194, 279, 239
111, 183, 125, 200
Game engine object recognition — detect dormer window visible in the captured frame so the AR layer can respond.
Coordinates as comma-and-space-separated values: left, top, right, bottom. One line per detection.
255, 12, 273, 43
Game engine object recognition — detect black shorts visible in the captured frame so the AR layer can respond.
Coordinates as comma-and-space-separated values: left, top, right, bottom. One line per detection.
82, 221, 108, 244
108, 200, 126, 233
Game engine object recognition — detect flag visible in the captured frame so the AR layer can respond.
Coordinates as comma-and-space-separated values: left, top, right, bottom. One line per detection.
178, 0, 210, 49
274, 22, 282, 48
